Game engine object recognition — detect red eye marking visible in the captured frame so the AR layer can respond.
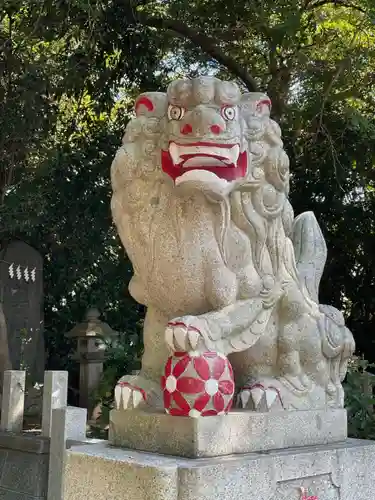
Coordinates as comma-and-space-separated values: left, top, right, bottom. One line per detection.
135, 96, 154, 114
181, 124, 193, 135
256, 99, 271, 111
211, 125, 222, 134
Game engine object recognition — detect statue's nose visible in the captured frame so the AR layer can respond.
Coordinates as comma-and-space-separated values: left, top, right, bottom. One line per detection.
180, 106, 226, 136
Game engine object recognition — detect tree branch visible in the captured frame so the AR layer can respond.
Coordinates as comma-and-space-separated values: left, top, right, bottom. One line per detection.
314, 25, 362, 132
307, 0, 366, 13
137, 15, 259, 92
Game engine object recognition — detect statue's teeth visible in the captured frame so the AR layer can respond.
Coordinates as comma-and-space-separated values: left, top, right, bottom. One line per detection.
169, 143, 240, 166
228, 144, 240, 164
169, 142, 180, 164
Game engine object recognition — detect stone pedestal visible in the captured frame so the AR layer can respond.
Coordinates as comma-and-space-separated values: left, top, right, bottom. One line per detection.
109, 408, 348, 457
0, 431, 49, 499
63, 408, 375, 500
64, 438, 375, 500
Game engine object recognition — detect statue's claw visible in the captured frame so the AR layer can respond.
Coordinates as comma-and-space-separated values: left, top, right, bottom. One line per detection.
114, 375, 163, 410
114, 381, 147, 410
165, 318, 204, 352
238, 383, 283, 412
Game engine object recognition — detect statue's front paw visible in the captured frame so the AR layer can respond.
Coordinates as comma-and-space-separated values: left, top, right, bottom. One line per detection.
238, 382, 283, 412
165, 316, 205, 352
114, 375, 163, 410
114, 381, 147, 410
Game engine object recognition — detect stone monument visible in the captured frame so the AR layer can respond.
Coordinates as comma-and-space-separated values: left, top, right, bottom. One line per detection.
0, 240, 45, 384
0, 302, 11, 390
63, 77, 375, 500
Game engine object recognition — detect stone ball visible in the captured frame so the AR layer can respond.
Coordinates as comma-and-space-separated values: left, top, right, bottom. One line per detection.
161, 351, 235, 417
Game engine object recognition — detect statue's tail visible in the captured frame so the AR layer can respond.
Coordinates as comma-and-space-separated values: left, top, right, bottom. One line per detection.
291, 211, 327, 304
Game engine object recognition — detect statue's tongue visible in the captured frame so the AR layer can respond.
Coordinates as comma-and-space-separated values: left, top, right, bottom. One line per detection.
176, 169, 226, 185
175, 169, 232, 199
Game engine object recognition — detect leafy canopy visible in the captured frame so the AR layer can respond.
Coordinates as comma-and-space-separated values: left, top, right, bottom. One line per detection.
0, 0, 374, 376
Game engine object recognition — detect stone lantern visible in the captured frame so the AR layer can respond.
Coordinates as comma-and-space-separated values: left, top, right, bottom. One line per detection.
66, 307, 118, 410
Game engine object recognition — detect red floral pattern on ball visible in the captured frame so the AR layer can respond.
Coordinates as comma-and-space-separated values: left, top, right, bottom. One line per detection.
161, 351, 235, 417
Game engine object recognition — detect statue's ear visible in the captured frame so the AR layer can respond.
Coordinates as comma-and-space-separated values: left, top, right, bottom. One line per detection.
240, 92, 271, 116
134, 92, 167, 118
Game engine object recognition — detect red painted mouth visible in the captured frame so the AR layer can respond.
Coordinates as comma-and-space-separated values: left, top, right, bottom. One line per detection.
161, 142, 247, 182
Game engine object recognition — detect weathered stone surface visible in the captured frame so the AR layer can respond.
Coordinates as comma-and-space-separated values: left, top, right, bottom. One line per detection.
0, 302, 11, 388
108, 408, 347, 457
65, 406, 87, 443
64, 438, 375, 500
48, 408, 68, 500
0, 241, 44, 385
0, 431, 49, 454
0, 447, 48, 497
0, 427, 96, 500
0, 371, 25, 432
41, 371, 68, 438
64, 441, 178, 500
110, 79, 355, 415
0, 429, 91, 500
0, 430, 50, 499
0, 490, 45, 500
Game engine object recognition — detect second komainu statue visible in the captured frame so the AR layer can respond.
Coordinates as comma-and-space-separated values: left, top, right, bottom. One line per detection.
111, 77, 354, 413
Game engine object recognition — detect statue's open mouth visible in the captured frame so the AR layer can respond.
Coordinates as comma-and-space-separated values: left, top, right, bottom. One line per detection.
161, 142, 247, 182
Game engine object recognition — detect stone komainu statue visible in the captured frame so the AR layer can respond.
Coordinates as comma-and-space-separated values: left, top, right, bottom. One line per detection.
111, 77, 354, 412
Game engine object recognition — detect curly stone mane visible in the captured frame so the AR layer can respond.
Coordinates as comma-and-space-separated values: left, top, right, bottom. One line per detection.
111, 87, 300, 306
110, 78, 355, 414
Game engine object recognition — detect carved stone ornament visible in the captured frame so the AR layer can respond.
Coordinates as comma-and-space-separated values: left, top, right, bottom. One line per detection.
161, 351, 235, 417
111, 76, 355, 413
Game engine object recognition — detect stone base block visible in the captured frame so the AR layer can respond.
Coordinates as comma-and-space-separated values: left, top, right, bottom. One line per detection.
108, 408, 347, 457
64, 438, 375, 500
65, 406, 87, 442
0, 431, 49, 499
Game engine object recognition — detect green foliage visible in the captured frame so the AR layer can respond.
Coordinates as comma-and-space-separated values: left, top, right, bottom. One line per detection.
0, 0, 374, 413
344, 358, 375, 439
88, 331, 142, 438
0, 0, 174, 376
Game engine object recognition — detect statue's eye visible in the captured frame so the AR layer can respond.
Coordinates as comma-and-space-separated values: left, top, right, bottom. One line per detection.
167, 105, 185, 121
221, 105, 236, 121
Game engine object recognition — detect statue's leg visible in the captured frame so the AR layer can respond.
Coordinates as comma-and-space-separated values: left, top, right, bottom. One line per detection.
141, 306, 170, 380
115, 306, 169, 410
237, 311, 327, 411
165, 295, 278, 355
277, 322, 307, 391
